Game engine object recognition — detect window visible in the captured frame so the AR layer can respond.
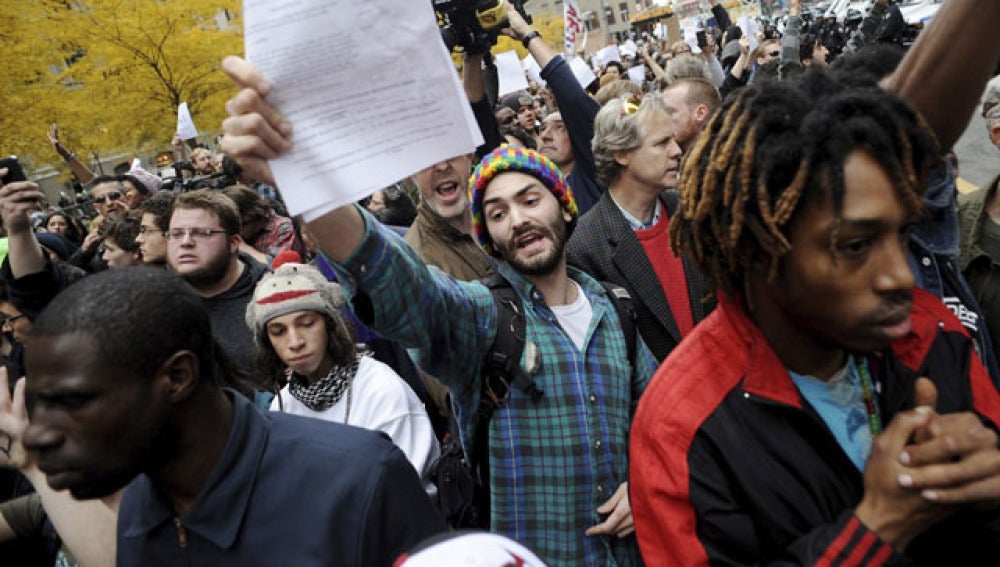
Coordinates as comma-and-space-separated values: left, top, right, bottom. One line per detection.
605, 5, 615, 24
619, 2, 629, 21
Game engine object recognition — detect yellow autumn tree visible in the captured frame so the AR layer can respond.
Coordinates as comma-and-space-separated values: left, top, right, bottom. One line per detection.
2, 0, 242, 172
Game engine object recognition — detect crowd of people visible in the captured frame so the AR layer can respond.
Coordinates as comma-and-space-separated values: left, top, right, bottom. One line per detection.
0, 0, 999, 565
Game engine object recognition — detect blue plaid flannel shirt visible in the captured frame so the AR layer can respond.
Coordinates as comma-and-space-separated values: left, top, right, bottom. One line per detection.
328, 208, 655, 566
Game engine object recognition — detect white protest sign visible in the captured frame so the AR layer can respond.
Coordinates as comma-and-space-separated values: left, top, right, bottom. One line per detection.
738, 15, 760, 53
599, 45, 622, 66
569, 56, 598, 89
627, 66, 646, 85
244, 0, 482, 218
654, 22, 669, 41
176, 102, 198, 140
620, 39, 638, 58
522, 54, 546, 87
495, 50, 530, 96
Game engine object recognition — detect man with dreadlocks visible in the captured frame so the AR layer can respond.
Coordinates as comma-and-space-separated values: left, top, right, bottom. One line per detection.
629, 70, 1000, 565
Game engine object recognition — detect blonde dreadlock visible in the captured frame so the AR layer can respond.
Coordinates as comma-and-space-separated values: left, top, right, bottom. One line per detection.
671, 70, 938, 299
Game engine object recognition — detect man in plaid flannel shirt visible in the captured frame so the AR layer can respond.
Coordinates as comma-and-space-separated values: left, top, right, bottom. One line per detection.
221, 65, 655, 565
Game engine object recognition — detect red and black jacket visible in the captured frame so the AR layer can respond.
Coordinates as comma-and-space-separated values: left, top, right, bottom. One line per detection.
631, 289, 1000, 566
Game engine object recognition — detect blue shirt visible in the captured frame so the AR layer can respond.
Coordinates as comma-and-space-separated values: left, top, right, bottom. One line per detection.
789, 357, 873, 472
117, 390, 443, 566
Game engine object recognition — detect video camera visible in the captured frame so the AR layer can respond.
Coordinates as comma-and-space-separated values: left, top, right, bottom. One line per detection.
433, 0, 532, 53
161, 171, 234, 193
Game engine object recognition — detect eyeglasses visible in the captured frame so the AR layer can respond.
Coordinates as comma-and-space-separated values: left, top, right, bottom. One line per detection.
2, 314, 25, 326
767, 50, 780, 57
166, 227, 228, 241
138, 226, 165, 236
620, 95, 641, 118
94, 191, 123, 204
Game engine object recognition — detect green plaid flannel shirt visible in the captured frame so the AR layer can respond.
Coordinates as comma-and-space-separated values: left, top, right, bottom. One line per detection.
329, 209, 655, 566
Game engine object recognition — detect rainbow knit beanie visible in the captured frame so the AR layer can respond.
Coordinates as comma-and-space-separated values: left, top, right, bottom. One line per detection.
468, 146, 578, 257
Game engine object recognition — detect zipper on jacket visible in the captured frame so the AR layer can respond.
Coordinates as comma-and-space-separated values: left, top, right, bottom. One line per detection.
174, 517, 188, 549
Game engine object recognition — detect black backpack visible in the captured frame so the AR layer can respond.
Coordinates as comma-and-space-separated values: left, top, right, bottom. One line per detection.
432, 273, 638, 528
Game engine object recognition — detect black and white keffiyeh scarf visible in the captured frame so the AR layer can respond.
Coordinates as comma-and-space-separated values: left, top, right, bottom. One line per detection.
288, 355, 362, 412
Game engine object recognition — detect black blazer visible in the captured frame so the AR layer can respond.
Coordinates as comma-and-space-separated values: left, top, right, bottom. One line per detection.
567, 190, 713, 362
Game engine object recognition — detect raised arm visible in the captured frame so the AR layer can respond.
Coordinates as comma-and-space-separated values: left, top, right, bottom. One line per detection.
48, 124, 95, 184
883, 0, 1000, 151
0, 175, 47, 279
841, 0, 889, 55
779, 0, 804, 78
464, 52, 504, 158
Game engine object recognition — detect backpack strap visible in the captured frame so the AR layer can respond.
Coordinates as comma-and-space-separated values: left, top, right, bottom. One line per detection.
600, 282, 638, 369
480, 273, 544, 426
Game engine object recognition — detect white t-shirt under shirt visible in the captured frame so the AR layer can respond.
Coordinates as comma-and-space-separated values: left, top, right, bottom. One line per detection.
550, 281, 593, 352
270, 356, 441, 496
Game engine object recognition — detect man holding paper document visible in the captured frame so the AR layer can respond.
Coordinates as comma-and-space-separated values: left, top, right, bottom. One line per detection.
221, 56, 655, 567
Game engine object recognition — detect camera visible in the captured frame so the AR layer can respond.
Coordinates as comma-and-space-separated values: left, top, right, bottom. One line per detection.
162, 172, 233, 193
433, 0, 532, 53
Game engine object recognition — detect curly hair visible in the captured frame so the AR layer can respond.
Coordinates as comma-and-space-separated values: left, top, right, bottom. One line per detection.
670, 70, 939, 300
592, 93, 667, 186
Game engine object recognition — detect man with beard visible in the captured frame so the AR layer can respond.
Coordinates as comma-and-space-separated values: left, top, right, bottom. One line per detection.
659, 78, 721, 154
19, 268, 444, 566
167, 190, 268, 382
568, 94, 711, 363
220, 69, 655, 564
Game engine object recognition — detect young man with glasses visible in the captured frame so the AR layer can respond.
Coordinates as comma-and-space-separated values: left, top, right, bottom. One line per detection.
167, 190, 268, 383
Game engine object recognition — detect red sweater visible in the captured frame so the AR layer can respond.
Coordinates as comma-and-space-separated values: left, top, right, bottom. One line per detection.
635, 213, 693, 338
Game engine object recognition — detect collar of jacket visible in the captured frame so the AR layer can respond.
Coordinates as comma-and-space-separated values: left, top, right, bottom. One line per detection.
716, 288, 957, 407
120, 390, 265, 549
414, 200, 471, 244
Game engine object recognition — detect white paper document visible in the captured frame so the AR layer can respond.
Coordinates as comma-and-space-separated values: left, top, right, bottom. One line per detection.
495, 50, 530, 96
739, 15, 761, 53
620, 40, 638, 58
243, 0, 483, 218
627, 66, 646, 85
569, 56, 597, 89
599, 45, 622, 65
177, 103, 198, 140
522, 54, 546, 87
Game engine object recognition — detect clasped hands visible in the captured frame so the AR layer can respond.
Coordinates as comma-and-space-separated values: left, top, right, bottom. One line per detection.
857, 377, 1000, 549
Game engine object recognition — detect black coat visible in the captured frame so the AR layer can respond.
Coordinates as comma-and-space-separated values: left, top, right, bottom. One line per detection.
567, 190, 712, 362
